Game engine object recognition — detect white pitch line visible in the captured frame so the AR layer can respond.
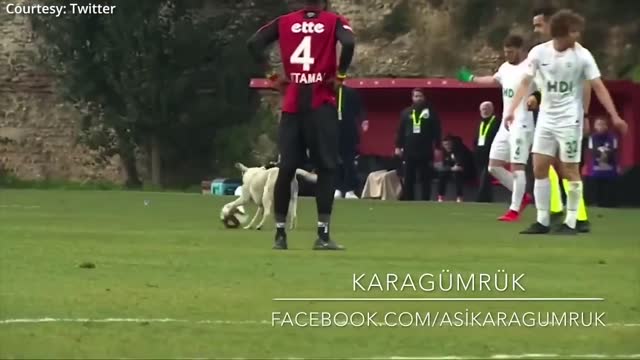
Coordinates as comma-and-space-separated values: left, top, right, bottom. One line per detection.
0, 318, 268, 325
385, 356, 640, 360
35, 356, 637, 360
0, 204, 41, 209
1, 319, 639, 360
272, 297, 605, 302
1, 318, 638, 327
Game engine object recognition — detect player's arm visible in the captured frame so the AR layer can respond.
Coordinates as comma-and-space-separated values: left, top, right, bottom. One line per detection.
505, 75, 534, 125
474, 76, 499, 85
582, 82, 592, 115
456, 67, 499, 85
335, 18, 355, 79
506, 48, 539, 125
247, 18, 280, 78
591, 78, 627, 134
583, 50, 628, 134
582, 82, 592, 134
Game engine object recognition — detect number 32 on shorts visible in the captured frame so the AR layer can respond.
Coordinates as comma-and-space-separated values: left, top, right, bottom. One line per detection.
564, 140, 578, 159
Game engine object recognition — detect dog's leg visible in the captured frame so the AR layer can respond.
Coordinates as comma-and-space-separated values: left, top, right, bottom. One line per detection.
256, 195, 272, 230
287, 201, 297, 230
244, 206, 262, 230
223, 197, 244, 215
288, 180, 299, 230
256, 170, 278, 231
230, 180, 253, 210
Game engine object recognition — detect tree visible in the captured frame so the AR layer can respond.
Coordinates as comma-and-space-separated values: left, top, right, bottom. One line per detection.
32, 0, 286, 188
32, 0, 156, 187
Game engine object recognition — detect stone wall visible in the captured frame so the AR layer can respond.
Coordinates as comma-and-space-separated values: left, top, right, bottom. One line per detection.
0, 2, 122, 182
330, 0, 500, 77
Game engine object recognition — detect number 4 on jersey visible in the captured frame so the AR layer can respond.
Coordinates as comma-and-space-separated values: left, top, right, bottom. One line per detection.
290, 36, 314, 71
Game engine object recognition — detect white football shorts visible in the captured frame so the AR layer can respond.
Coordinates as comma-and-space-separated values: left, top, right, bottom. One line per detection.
489, 125, 534, 164
532, 121, 583, 163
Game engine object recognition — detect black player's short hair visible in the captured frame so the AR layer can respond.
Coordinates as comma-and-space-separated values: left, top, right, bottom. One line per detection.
291, 0, 325, 11
503, 34, 524, 48
412, 88, 425, 96
532, 6, 556, 19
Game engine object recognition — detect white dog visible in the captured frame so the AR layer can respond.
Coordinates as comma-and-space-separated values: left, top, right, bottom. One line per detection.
223, 163, 317, 230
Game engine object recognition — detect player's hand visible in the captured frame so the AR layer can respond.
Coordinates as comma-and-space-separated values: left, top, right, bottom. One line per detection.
456, 67, 475, 83
526, 95, 539, 110
335, 76, 346, 91
327, 75, 346, 92
612, 115, 628, 135
504, 113, 514, 130
394, 148, 403, 157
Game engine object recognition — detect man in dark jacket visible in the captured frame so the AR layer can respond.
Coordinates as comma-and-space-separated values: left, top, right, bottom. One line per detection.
335, 85, 365, 199
437, 135, 466, 202
395, 88, 442, 201
474, 101, 500, 202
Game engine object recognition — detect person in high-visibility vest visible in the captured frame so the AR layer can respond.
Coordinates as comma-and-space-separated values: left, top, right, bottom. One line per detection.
473, 101, 500, 203
395, 88, 442, 201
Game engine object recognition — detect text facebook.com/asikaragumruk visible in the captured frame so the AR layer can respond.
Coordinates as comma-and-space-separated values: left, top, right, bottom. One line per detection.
271, 311, 606, 328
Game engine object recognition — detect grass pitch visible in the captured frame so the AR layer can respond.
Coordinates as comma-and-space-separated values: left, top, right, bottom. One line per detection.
0, 189, 639, 359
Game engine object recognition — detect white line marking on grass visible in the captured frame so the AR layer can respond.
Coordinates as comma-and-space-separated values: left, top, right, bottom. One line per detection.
1, 318, 638, 328
385, 355, 640, 360
0, 318, 270, 325
2, 318, 639, 359
272, 297, 605, 302
0, 204, 41, 209
204, 355, 640, 360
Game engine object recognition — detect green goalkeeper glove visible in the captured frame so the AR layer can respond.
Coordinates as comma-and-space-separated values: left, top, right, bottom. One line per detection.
456, 67, 475, 83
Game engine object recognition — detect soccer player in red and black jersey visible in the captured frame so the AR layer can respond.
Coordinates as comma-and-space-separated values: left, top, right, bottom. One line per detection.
248, 0, 355, 250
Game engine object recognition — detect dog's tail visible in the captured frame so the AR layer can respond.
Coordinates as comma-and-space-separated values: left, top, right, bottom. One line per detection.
296, 169, 318, 183
235, 162, 249, 174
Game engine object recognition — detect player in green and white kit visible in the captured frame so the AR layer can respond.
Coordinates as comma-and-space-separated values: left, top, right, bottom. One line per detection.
457, 34, 535, 221
505, 10, 627, 234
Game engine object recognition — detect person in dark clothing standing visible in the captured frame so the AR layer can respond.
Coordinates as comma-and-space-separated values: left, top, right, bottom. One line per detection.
335, 85, 365, 199
437, 136, 466, 202
395, 88, 442, 201
474, 101, 500, 202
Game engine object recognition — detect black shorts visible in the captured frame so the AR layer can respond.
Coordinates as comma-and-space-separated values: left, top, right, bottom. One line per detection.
278, 103, 339, 171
